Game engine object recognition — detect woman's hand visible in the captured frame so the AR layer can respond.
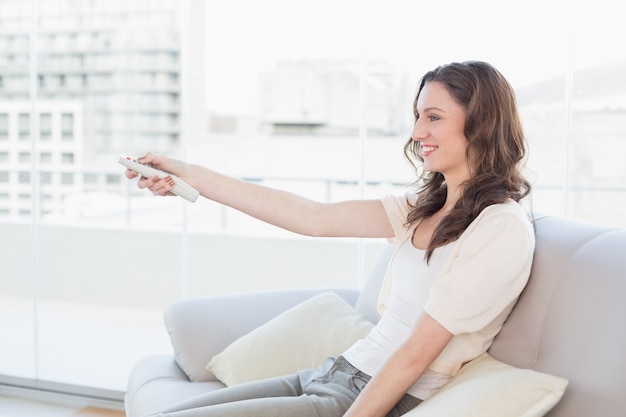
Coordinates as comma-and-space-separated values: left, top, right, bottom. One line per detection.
343, 313, 453, 417
125, 152, 193, 197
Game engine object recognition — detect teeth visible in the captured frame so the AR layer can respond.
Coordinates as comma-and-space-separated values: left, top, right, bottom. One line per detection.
422, 145, 437, 153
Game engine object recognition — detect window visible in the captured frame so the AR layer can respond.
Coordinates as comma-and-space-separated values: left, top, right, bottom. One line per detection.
105, 174, 120, 184
18, 113, 29, 140
0, 0, 624, 404
40, 113, 52, 141
40, 171, 52, 184
40, 152, 52, 163
18, 171, 30, 184
60, 172, 74, 185
61, 152, 74, 163
0, 113, 8, 134
61, 112, 74, 141
40, 112, 52, 129
19, 151, 30, 163
83, 173, 99, 184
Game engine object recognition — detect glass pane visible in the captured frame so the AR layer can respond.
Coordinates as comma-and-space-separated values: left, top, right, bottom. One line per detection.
0, 0, 36, 382
36, 225, 178, 389
0, 224, 36, 380
34, 0, 182, 390
567, 2, 626, 227
187, 0, 375, 296
0, 0, 183, 392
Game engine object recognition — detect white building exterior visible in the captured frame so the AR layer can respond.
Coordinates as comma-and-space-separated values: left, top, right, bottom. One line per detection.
0, 100, 83, 218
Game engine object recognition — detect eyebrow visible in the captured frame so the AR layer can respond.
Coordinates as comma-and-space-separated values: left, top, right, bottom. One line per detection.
417, 106, 446, 113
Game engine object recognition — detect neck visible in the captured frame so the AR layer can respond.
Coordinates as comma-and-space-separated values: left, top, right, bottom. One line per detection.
440, 164, 470, 210
441, 180, 463, 212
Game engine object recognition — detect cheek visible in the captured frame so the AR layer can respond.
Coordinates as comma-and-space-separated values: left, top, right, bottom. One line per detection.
449, 139, 470, 165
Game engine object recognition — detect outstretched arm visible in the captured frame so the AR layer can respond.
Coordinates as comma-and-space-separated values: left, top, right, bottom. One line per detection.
344, 313, 453, 417
125, 152, 395, 239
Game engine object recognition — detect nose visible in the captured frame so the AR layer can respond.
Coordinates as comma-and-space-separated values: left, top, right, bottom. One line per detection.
411, 118, 426, 142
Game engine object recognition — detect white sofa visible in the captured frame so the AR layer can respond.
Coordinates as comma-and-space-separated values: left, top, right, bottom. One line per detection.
125, 214, 626, 416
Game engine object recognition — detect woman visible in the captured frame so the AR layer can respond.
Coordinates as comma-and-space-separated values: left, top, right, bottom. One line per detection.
126, 61, 535, 417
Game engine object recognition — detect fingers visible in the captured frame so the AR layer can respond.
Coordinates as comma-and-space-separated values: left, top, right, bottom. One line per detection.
137, 175, 176, 196
152, 176, 176, 196
123, 152, 177, 197
137, 151, 165, 168
137, 151, 154, 164
125, 169, 139, 179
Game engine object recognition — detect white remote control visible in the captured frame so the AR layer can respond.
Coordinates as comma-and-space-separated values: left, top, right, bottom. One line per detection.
118, 156, 199, 203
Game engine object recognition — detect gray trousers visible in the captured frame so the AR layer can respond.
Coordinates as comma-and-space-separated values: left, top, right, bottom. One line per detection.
147, 357, 421, 417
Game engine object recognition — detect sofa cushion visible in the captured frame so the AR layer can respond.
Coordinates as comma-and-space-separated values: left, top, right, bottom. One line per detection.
206, 291, 374, 386
165, 288, 360, 382
406, 353, 568, 417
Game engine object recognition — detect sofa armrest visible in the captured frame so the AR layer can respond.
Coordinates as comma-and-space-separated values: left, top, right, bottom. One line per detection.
164, 287, 360, 382
125, 355, 226, 417
125, 355, 190, 412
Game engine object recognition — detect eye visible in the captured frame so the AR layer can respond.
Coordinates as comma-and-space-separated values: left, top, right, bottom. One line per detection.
428, 115, 440, 122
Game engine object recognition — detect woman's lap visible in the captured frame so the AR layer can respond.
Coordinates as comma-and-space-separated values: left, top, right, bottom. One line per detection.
146, 373, 312, 417
147, 357, 419, 417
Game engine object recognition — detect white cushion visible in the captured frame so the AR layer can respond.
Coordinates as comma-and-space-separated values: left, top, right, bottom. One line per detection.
406, 353, 568, 417
206, 291, 374, 386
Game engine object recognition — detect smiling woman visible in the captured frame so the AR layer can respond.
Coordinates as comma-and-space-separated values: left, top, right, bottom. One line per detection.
122, 60, 535, 417
401, 62, 531, 261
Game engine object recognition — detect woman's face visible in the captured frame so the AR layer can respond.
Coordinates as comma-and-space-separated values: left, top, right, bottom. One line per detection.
411, 81, 470, 185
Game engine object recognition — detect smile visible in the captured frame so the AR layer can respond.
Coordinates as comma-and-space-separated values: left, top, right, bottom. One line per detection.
421, 144, 438, 156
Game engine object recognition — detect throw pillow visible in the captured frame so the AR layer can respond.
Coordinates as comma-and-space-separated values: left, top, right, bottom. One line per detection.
206, 291, 374, 386
406, 353, 568, 417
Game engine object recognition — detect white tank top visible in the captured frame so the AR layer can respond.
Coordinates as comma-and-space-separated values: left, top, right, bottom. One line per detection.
342, 238, 456, 400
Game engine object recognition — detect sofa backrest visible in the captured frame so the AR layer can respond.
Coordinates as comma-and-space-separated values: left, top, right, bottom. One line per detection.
489, 215, 626, 417
355, 214, 626, 417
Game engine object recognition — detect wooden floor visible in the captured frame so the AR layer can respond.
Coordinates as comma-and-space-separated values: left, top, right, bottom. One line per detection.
0, 396, 126, 417
72, 407, 125, 417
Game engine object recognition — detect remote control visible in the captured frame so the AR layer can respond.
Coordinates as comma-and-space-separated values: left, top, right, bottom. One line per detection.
118, 156, 199, 203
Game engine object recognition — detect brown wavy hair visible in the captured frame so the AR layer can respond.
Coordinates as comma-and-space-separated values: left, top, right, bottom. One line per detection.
403, 61, 531, 261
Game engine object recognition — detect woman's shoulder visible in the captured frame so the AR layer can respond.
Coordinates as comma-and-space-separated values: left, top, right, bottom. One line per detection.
479, 199, 532, 222
463, 199, 534, 241
380, 191, 418, 216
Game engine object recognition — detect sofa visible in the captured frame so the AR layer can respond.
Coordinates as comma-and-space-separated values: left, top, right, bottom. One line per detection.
125, 214, 626, 417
